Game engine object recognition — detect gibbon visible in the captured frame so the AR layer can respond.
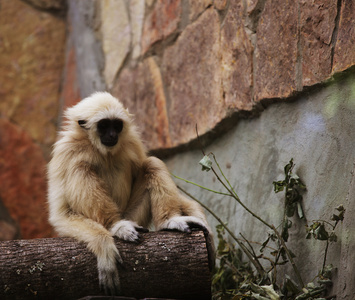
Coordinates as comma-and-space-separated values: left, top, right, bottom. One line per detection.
47, 92, 211, 295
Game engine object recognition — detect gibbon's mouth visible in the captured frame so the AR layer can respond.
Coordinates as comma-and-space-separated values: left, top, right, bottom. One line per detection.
101, 138, 118, 147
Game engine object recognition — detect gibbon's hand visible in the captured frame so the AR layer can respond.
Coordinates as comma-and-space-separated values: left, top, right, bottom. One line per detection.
160, 216, 210, 234
110, 220, 148, 243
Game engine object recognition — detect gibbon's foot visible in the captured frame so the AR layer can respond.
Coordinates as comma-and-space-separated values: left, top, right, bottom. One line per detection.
160, 216, 209, 234
110, 220, 147, 243
98, 265, 121, 296
97, 243, 122, 296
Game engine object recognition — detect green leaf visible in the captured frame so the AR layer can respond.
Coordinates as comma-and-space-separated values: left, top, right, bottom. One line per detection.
273, 180, 286, 193
297, 202, 304, 219
314, 223, 329, 240
329, 231, 337, 242
284, 158, 294, 177
199, 155, 212, 172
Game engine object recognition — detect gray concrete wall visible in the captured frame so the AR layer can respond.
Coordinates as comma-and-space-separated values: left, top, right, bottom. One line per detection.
165, 72, 355, 299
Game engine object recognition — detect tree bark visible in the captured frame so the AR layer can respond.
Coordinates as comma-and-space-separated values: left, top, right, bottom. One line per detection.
0, 230, 213, 300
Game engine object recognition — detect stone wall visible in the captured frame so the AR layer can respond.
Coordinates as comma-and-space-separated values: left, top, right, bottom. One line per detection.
0, 0, 66, 239
0, 0, 355, 297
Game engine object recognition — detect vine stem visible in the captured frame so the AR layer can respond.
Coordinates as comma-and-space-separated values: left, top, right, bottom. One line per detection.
210, 153, 274, 230
271, 224, 304, 288
177, 185, 265, 276
172, 174, 231, 197
322, 240, 330, 274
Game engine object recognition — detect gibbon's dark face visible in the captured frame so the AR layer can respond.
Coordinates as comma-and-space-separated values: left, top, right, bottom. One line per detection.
97, 118, 124, 147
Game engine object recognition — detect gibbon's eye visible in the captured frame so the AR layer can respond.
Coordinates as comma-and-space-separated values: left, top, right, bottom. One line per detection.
78, 120, 87, 128
97, 118, 123, 147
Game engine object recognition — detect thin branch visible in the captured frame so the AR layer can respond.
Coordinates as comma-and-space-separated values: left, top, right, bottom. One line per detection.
177, 185, 265, 277
271, 225, 304, 288
173, 174, 231, 197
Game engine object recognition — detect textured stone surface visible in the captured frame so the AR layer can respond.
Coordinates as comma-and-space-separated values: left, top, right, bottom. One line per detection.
300, 0, 337, 86
100, 0, 131, 88
60, 34, 81, 114
221, 0, 254, 110
0, 0, 66, 146
332, 0, 355, 73
112, 58, 172, 150
21, 0, 66, 11
162, 8, 223, 145
68, 0, 106, 98
0, 199, 20, 241
254, 0, 299, 101
214, 0, 228, 10
141, 0, 182, 54
129, 0, 145, 61
165, 72, 355, 296
189, 0, 212, 22
0, 119, 53, 239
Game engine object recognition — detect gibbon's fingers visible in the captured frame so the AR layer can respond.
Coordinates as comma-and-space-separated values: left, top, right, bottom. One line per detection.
159, 216, 209, 234
110, 220, 143, 243
135, 226, 149, 233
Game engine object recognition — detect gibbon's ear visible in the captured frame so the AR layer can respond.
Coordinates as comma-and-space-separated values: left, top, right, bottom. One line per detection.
78, 120, 87, 129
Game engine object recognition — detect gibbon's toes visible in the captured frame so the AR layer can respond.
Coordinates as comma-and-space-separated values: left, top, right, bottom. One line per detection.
160, 216, 210, 234
187, 221, 209, 233
110, 220, 142, 242
98, 266, 121, 296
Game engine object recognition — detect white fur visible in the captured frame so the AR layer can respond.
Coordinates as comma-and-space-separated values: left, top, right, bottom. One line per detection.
110, 220, 141, 242
158, 216, 209, 232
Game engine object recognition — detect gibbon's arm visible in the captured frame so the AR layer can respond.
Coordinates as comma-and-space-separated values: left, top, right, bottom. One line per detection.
64, 162, 122, 228
49, 160, 140, 295
136, 157, 211, 233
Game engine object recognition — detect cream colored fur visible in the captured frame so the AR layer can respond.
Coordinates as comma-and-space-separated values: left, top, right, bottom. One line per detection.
47, 92, 211, 295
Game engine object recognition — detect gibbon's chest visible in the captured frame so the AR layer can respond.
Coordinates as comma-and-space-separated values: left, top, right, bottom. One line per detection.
98, 160, 133, 210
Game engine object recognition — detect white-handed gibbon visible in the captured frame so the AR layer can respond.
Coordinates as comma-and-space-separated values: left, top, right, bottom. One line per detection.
47, 92, 212, 295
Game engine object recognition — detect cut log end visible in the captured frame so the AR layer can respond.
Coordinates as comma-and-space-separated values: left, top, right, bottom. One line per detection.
0, 230, 213, 300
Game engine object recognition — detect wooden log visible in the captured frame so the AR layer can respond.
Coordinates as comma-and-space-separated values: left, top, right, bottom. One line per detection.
0, 230, 213, 300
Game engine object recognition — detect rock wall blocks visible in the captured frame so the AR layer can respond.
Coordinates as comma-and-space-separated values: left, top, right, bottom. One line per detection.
141, 0, 182, 55
112, 57, 172, 150
332, 0, 355, 73
300, 0, 337, 87
161, 8, 224, 145
0, 119, 53, 239
0, 0, 66, 147
254, 0, 299, 101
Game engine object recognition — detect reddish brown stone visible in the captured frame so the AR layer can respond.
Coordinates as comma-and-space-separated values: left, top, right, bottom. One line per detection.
21, 0, 66, 11
60, 36, 81, 111
141, 0, 182, 54
300, 0, 337, 86
0, 0, 66, 146
112, 58, 172, 150
0, 220, 18, 241
221, 0, 254, 111
214, 0, 228, 10
254, 0, 298, 101
0, 119, 53, 239
161, 8, 223, 146
332, 0, 355, 73
189, 0, 212, 21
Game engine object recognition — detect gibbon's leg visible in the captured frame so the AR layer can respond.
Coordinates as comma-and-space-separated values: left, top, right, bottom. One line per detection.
123, 171, 152, 229
142, 157, 211, 233
50, 213, 122, 295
